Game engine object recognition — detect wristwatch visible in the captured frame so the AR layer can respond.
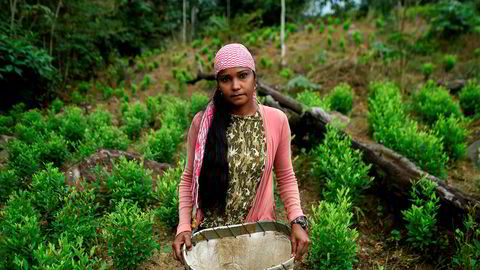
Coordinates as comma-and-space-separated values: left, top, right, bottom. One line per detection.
291, 215, 309, 231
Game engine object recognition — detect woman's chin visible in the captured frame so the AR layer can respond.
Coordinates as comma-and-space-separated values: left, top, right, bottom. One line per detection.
229, 95, 248, 106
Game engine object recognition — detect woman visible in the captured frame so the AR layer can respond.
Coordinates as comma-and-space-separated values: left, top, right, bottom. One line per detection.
172, 43, 309, 265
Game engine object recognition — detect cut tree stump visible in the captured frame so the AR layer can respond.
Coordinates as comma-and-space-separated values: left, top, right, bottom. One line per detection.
188, 73, 480, 222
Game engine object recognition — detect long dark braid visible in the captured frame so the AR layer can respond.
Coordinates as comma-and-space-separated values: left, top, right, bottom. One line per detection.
198, 89, 232, 214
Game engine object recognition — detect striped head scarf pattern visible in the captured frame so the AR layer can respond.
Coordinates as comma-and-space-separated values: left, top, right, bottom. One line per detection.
190, 43, 256, 227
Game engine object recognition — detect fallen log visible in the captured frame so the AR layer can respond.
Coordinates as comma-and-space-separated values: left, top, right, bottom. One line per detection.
189, 73, 480, 221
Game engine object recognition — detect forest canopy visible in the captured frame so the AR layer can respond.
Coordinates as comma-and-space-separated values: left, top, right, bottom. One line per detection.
1, 0, 479, 109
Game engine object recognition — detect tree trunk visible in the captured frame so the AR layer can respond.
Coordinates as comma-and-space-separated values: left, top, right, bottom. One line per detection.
187, 73, 480, 222
50, 0, 63, 55
183, 0, 187, 44
280, 0, 286, 67
227, 0, 231, 20
10, 0, 18, 32
191, 5, 197, 41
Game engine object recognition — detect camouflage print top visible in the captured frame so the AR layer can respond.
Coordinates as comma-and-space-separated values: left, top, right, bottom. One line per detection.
201, 108, 266, 228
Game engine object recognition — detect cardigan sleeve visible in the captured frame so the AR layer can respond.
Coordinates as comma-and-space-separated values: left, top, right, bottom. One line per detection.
176, 112, 202, 236
273, 112, 304, 223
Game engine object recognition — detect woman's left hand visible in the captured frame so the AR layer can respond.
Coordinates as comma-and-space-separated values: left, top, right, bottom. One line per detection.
291, 224, 310, 261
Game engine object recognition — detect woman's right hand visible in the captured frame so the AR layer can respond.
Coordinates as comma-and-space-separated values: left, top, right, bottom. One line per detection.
172, 231, 193, 265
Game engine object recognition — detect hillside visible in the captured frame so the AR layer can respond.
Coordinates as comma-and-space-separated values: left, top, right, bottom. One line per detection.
1, 3, 480, 270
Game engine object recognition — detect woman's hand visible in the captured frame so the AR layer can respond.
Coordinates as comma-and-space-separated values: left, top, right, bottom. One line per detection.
291, 224, 310, 261
172, 231, 192, 264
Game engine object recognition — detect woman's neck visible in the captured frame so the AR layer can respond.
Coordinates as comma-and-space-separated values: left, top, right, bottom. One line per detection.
230, 99, 258, 116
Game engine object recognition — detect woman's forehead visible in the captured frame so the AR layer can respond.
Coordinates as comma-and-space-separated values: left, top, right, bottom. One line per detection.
218, 67, 252, 76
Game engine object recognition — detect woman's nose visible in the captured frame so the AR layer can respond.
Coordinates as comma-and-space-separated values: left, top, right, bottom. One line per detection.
232, 78, 241, 90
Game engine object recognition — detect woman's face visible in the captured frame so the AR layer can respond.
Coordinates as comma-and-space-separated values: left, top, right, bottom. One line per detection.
217, 67, 256, 107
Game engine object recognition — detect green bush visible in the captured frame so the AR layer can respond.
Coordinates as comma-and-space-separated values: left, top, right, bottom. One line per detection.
0, 115, 14, 134
434, 115, 469, 161
191, 93, 209, 117
375, 17, 385, 29
14, 123, 43, 144
103, 86, 113, 100
147, 62, 155, 71
143, 126, 183, 163
32, 233, 104, 270
306, 23, 314, 33
0, 169, 18, 203
343, 20, 351, 31
0, 191, 43, 269
38, 132, 70, 167
459, 79, 480, 116
402, 177, 440, 251
339, 38, 346, 51
311, 125, 373, 203
51, 98, 64, 113
103, 199, 158, 270
452, 214, 480, 270
58, 106, 88, 143
9, 102, 26, 121
192, 39, 203, 48
87, 107, 113, 128
327, 35, 333, 47
142, 74, 153, 91
154, 165, 183, 228
162, 97, 190, 132
443, 54, 457, 72
352, 31, 363, 46
106, 157, 153, 208
135, 62, 145, 72
287, 23, 298, 33
164, 81, 172, 92
71, 91, 85, 104
7, 139, 41, 179
296, 90, 329, 109
52, 187, 100, 249
77, 126, 130, 158
30, 163, 68, 215
131, 83, 138, 96
259, 56, 273, 69
411, 81, 462, 124
421, 63, 435, 80
328, 83, 353, 114
279, 68, 294, 79
113, 87, 125, 98
429, 0, 479, 37
368, 81, 448, 177
77, 81, 91, 94
286, 76, 321, 91
122, 102, 149, 139
145, 96, 161, 126
17, 110, 48, 135
308, 188, 358, 270
475, 48, 480, 58
319, 23, 325, 33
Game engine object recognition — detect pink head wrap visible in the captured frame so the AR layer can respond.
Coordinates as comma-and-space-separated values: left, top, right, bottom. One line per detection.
214, 43, 256, 77
189, 43, 256, 228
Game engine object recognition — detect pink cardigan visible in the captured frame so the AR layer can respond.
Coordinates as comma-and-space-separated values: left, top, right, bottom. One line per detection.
176, 104, 304, 236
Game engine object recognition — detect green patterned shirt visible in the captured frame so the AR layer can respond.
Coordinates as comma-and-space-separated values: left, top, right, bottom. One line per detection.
202, 108, 266, 228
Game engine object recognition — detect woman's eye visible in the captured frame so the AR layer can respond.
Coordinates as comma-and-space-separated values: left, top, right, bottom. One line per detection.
239, 73, 247, 79
220, 77, 230, 83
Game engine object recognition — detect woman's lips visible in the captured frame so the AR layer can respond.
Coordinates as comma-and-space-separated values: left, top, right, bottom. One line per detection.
231, 94, 245, 98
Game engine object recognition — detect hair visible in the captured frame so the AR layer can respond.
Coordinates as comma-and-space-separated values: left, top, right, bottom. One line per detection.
198, 71, 257, 214
198, 89, 232, 214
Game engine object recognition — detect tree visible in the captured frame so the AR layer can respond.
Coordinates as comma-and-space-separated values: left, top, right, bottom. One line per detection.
281, 0, 286, 67
183, 0, 187, 44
